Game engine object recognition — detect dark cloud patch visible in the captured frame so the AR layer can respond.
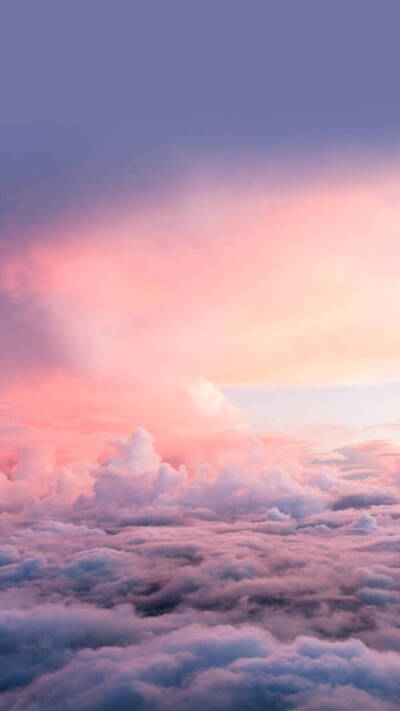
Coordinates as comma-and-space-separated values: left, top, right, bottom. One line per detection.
332, 493, 396, 511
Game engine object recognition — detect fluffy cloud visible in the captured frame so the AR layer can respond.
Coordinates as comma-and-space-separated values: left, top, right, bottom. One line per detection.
4, 623, 400, 710
1, 428, 400, 709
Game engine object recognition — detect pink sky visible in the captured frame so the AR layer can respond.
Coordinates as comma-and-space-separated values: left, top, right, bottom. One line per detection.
1, 159, 400, 461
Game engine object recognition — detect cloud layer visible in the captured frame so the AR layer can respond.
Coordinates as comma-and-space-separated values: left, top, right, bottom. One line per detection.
1, 427, 400, 709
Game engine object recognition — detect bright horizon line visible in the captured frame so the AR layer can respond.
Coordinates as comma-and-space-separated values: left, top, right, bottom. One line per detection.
222, 377, 400, 391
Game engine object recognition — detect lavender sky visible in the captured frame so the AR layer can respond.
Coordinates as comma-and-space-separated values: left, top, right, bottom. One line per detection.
2, 3, 400, 710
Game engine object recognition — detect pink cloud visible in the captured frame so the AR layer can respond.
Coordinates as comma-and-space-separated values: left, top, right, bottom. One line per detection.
1, 164, 400, 458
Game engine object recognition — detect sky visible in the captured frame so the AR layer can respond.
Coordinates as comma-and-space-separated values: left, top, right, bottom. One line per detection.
1, 1, 400, 460
2, 3, 400, 710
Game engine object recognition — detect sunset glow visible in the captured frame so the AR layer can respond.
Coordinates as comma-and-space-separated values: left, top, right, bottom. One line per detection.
2, 3, 400, 710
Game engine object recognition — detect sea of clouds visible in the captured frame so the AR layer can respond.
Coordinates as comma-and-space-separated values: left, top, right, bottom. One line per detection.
2, 427, 400, 710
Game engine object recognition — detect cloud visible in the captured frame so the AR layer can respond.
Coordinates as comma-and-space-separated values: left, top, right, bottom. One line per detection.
2, 7, 400, 708
1, 428, 400, 707
5, 623, 400, 711
352, 512, 378, 533
0, 603, 146, 694
332, 493, 396, 511
266, 506, 291, 522
3, 166, 400, 460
